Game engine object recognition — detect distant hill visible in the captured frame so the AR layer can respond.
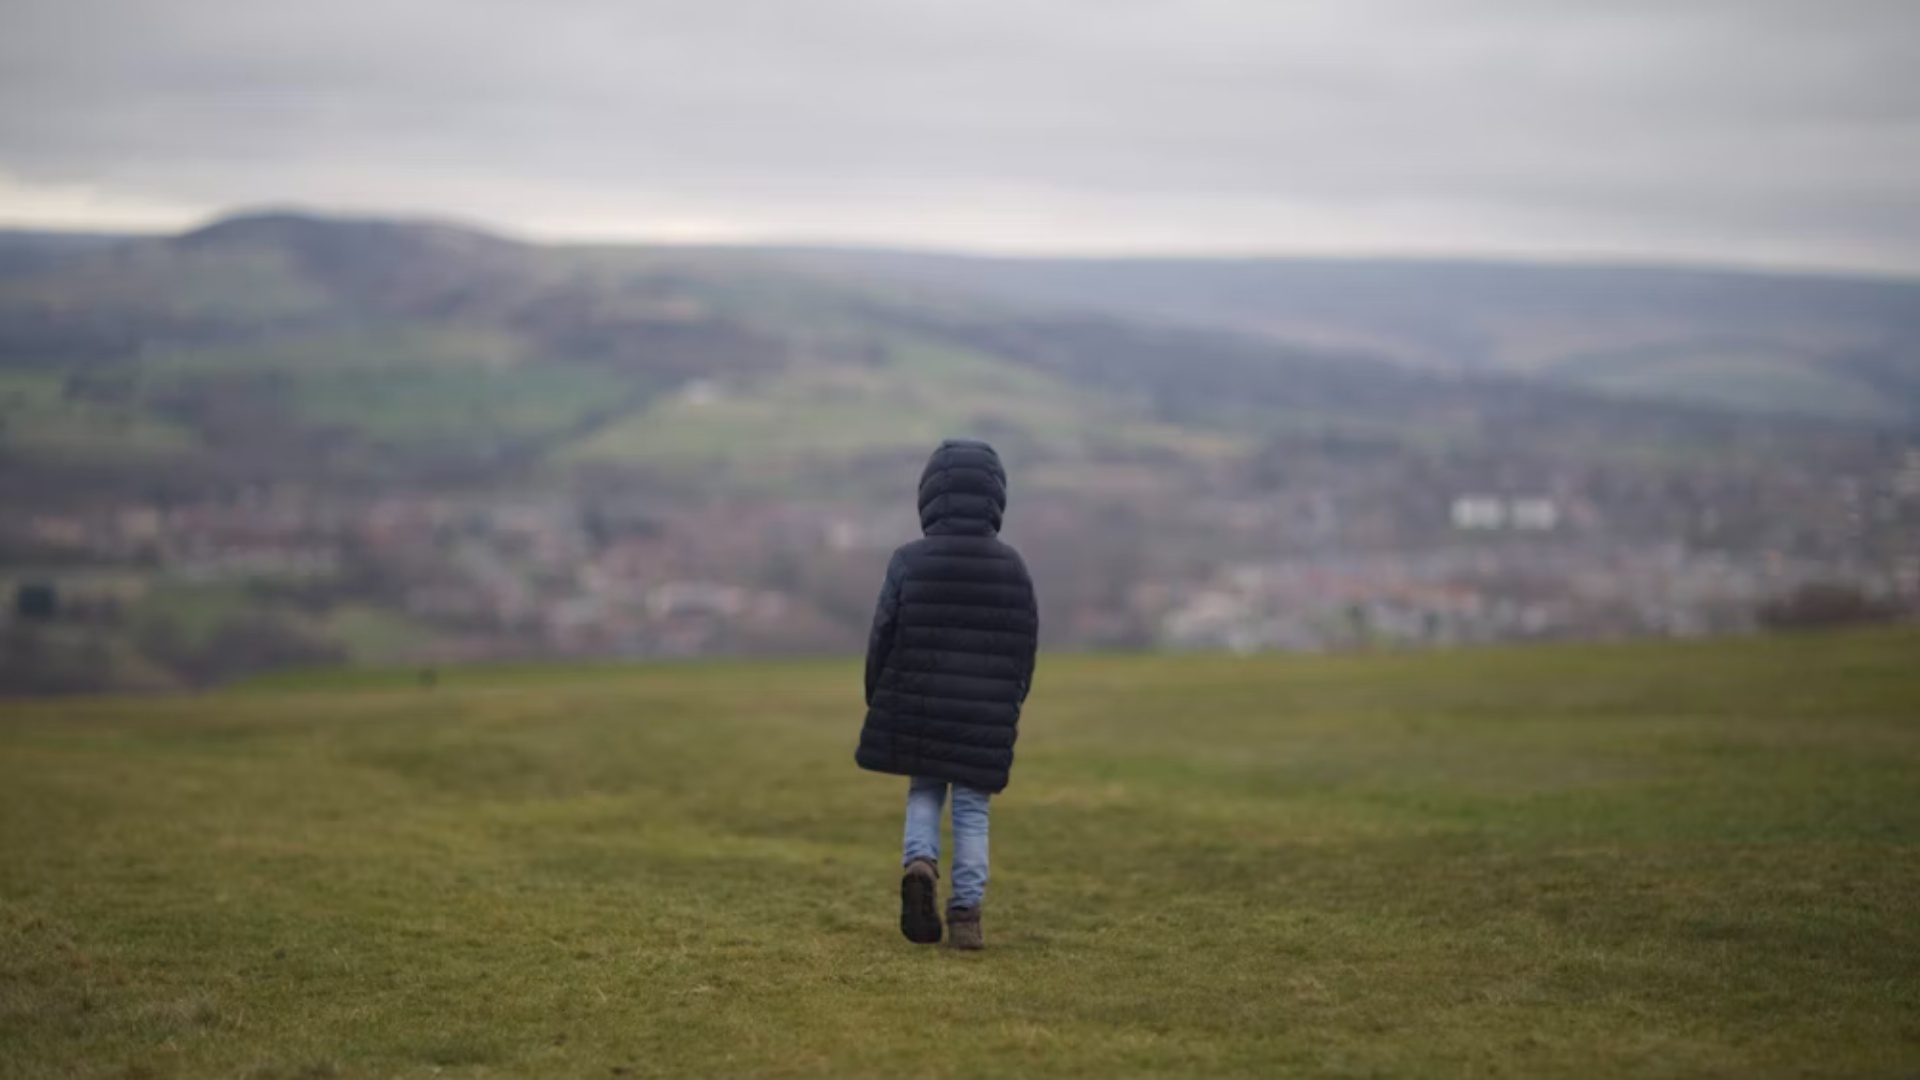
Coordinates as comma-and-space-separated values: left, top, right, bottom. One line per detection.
787, 250, 1920, 425
0, 229, 129, 278
3, 213, 1914, 691
0, 212, 1911, 509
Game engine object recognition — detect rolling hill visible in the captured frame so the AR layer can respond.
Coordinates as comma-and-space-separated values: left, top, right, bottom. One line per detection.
5, 211, 1910, 505
1, 213, 1914, 691
789, 249, 1920, 424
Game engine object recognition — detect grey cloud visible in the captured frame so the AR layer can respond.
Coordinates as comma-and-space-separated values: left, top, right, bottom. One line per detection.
1, 0, 1916, 271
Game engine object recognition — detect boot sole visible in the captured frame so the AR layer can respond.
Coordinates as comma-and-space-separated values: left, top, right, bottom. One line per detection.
900, 871, 942, 945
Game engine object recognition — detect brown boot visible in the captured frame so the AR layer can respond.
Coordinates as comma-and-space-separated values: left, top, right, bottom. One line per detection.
900, 859, 942, 945
947, 906, 984, 951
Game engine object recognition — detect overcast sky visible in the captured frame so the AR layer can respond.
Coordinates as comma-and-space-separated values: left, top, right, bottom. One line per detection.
3, 0, 1917, 272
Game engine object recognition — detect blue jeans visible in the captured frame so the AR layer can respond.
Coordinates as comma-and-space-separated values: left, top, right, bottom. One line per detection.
902, 776, 991, 912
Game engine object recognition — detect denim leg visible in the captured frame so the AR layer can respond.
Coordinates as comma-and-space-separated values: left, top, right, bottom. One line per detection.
902, 776, 946, 868
948, 784, 991, 911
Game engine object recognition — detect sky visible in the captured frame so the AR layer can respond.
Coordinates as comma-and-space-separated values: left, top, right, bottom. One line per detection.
2, 0, 1917, 273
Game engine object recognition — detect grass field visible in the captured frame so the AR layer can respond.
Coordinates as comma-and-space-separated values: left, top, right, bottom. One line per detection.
137, 329, 633, 452
3, 631, 1918, 1079
1547, 343, 1901, 424
558, 337, 1112, 472
0, 371, 200, 461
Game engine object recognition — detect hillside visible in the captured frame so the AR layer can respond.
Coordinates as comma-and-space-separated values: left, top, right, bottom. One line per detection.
1, 214, 1915, 690
3, 631, 1918, 1076
791, 249, 1920, 424
6, 214, 1913, 500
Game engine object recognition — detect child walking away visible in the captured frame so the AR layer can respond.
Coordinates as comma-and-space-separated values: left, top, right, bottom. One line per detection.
856, 440, 1039, 950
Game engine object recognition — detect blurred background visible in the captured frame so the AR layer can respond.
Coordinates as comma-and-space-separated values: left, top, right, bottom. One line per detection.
2, 0, 1916, 693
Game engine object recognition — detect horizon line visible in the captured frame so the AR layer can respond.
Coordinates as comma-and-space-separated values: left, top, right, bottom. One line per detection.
5, 207, 1918, 286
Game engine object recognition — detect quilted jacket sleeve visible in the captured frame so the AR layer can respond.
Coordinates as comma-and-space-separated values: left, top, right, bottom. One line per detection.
864, 550, 905, 705
1015, 554, 1039, 704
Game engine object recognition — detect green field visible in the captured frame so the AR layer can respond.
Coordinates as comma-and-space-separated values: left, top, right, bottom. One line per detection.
139, 329, 636, 453
1547, 343, 1902, 424
3, 631, 1918, 1078
556, 336, 1176, 474
0, 371, 200, 460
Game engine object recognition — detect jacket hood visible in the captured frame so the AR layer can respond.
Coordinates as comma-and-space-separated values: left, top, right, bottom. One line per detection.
918, 439, 1007, 537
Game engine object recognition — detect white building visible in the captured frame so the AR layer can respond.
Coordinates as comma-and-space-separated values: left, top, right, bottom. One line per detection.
1451, 496, 1504, 530
1451, 495, 1559, 531
1510, 498, 1560, 531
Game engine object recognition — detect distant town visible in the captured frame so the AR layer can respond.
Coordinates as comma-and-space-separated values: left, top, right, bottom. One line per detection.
4, 215, 1917, 692
8, 442, 1915, 692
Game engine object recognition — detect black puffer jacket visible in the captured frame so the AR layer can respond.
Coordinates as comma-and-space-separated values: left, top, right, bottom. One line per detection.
855, 440, 1039, 793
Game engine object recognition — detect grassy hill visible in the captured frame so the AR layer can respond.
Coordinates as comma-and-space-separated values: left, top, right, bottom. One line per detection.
3, 630, 1917, 1077
0, 221, 1122, 496
791, 250, 1920, 425
3, 213, 1913, 691
5, 214, 1909, 505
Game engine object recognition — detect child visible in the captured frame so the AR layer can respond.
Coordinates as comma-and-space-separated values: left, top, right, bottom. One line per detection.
855, 439, 1039, 950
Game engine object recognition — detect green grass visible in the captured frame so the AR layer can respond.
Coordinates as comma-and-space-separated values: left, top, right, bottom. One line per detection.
288, 366, 633, 447
0, 370, 199, 459
560, 337, 1088, 467
130, 582, 260, 648
1548, 342, 1898, 423
320, 605, 441, 664
136, 329, 636, 450
556, 334, 1239, 481
142, 328, 529, 379
128, 586, 443, 667
3, 631, 1918, 1078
